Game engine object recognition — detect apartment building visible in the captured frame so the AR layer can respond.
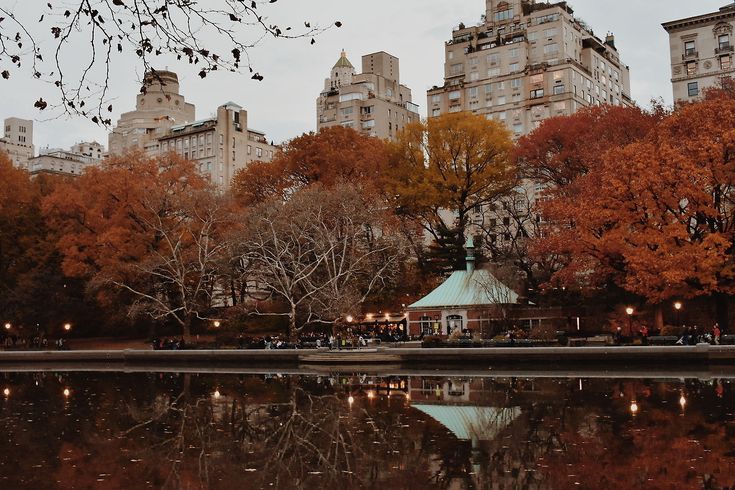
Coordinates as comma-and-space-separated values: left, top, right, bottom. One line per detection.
109, 70, 276, 188
663, 4, 735, 104
428, 0, 632, 139
108, 70, 196, 155
158, 102, 276, 188
317, 51, 420, 140
0, 117, 34, 169
28, 149, 101, 177
70, 141, 106, 160
427, 0, 633, 260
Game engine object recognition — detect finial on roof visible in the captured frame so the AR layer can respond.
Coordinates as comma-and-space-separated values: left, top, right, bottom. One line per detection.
465, 236, 476, 274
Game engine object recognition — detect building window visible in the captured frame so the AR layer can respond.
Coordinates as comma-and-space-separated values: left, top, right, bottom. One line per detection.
450, 63, 464, 76
419, 316, 433, 336
470, 72, 479, 81
719, 34, 730, 50
721, 55, 732, 71
469, 57, 478, 66
497, 95, 507, 105
530, 89, 544, 99
488, 67, 501, 78
511, 78, 522, 89
468, 87, 479, 98
509, 62, 519, 72
684, 40, 696, 57
543, 27, 558, 38
486, 53, 500, 65
448, 90, 461, 100
508, 47, 519, 58
256, 147, 263, 158
494, 8, 513, 22
432, 94, 441, 104
544, 43, 559, 56
432, 108, 441, 117
686, 61, 697, 76
553, 84, 564, 95
530, 74, 544, 85
687, 81, 699, 97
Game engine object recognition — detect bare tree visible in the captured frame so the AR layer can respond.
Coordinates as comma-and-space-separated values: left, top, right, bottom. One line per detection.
235, 184, 406, 341
0, 1, 340, 122
99, 189, 233, 339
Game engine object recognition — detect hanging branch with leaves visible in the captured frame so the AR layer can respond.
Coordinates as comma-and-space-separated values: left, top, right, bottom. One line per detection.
0, 0, 341, 124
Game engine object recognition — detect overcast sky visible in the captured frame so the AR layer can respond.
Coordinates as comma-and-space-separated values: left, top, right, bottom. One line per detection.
0, 0, 729, 150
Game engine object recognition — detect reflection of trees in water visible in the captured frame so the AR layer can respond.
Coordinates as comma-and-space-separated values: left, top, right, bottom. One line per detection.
0, 373, 733, 489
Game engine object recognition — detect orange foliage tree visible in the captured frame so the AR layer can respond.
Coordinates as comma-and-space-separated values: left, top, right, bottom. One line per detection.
536, 97, 735, 328
231, 126, 388, 206
43, 152, 231, 338
385, 112, 515, 274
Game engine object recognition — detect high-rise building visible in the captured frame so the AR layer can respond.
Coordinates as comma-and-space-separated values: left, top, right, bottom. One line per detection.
158, 102, 277, 188
109, 70, 276, 188
427, 0, 632, 138
0, 117, 34, 169
70, 141, 106, 160
108, 70, 196, 155
317, 51, 420, 140
663, 4, 735, 104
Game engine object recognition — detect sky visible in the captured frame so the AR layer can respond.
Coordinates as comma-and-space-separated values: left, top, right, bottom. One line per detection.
0, 0, 729, 151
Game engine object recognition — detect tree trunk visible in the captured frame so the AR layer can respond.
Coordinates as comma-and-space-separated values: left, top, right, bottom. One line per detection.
182, 316, 192, 342
289, 305, 298, 344
654, 304, 664, 332
715, 292, 730, 331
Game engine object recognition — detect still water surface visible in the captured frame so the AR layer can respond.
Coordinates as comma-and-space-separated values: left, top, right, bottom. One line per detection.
0, 370, 733, 489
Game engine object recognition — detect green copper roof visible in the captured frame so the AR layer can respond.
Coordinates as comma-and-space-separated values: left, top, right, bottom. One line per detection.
333, 50, 354, 69
413, 405, 521, 441
408, 269, 519, 309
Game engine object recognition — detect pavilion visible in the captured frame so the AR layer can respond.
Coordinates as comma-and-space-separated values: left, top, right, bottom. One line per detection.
407, 237, 520, 337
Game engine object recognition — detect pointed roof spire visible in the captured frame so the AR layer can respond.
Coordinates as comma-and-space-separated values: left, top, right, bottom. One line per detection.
333, 49, 354, 69
465, 236, 476, 274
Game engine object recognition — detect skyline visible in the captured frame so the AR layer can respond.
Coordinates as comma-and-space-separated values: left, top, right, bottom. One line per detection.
0, 0, 729, 150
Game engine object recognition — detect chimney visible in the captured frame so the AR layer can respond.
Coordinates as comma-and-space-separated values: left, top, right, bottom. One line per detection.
465, 236, 476, 274
605, 33, 616, 49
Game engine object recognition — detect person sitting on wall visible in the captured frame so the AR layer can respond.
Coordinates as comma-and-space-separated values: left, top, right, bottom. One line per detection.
613, 327, 623, 345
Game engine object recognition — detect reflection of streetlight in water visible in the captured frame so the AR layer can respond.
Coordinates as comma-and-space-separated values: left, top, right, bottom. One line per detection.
214, 390, 221, 399
630, 400, 639, 415
2, 388, 9, 397
679, 394, 687, 410
347, 395, 354, 407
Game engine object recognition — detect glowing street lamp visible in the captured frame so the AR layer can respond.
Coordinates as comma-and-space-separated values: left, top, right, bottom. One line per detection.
625, 307, 634, 336
674, 302, 683, 326
213, 320, 221, 328
63, 323, 72, 332
3, 388, 9, 397
63, 388, 71, 398
3, 323, 10, 330
345, 315, 354, 323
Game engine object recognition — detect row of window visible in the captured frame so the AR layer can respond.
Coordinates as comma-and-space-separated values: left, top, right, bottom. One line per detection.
684, 34, 730, 56
685, 55, 732, 75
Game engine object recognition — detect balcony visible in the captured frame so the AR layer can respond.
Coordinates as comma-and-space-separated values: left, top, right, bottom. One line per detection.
682, 50, 699, 61
716, 45, 734, 55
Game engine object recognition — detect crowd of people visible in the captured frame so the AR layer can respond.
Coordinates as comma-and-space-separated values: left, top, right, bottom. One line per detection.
612, 323, 724, 345
2, 334, 69, 350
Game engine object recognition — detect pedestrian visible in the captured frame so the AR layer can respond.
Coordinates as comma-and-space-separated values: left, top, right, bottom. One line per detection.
713, 323, 722, 345
640, 324, 649, 346
613, 327, 623, 345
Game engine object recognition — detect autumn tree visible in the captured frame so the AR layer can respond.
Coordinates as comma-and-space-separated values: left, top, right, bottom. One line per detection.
0, 2, 340, 122
478, 105, 665, 301
44, 152, 230, 338
232, 126, 389, 206
537, 96, 735, 328
234, 184, 406, 341
384, 112, 515, 275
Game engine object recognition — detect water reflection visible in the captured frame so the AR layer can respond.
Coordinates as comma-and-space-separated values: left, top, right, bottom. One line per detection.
0, 371, 733, 489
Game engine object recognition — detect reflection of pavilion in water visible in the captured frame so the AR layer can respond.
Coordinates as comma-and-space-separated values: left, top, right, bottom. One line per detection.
408, 377, 552, 489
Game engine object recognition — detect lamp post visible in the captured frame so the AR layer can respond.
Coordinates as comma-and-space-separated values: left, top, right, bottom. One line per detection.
674, 302, 682, 326
213, 320, 221, 328
625, 307, 634, 337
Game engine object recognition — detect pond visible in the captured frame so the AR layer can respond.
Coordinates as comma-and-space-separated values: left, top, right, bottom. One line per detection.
0, 369, 733, 489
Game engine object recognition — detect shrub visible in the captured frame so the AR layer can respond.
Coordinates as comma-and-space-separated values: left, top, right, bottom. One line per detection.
529, 324, 557, 341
